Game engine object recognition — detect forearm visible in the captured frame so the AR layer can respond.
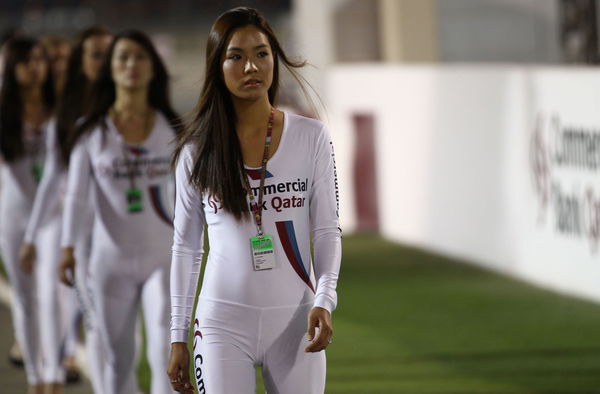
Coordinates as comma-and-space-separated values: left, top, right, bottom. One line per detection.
170, 249, 202, 343
313, 228, 341, 313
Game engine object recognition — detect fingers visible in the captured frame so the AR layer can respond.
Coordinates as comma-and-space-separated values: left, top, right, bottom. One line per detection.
167, 344, 194, 394
20, 257, 33, 274
168, 367, 193, 393
305, 308, 333, 353
178, 368, 195, 394
305, 323, 333, 352
19, 244, 35, 274
59, 262, 74, 287
168, 368, 194, 393
307, 315, 317, 341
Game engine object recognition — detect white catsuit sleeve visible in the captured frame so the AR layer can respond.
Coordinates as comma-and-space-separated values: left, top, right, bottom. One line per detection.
24, 120, 62, 243
170, 145, 205, 343
310, 124, 342, 313
61, 137, 92, 247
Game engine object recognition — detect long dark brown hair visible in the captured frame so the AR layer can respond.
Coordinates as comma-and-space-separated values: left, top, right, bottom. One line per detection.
0, 36, 54, 162
71, 29, 181, 147
56, 25, 111, 166
173, 7, 307, 220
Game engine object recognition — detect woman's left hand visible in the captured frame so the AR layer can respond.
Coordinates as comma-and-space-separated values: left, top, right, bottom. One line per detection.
19, 243, 36, 274
305, 307, 333, 353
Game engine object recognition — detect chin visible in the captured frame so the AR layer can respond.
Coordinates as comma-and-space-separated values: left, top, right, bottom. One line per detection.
121, 82, 147, 90
235, 91, 266, 102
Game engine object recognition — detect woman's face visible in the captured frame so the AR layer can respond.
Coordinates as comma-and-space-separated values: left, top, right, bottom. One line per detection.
47, 42, 70, 82
222, 25, 274, 102
111, 38, 153, 90
14, 44, 48, 88
82, 34, 112, 82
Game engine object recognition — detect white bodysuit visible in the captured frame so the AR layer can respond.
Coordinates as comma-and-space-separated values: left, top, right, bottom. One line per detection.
170, 112, 342, 393
24, 119, 110, 393
0, 121, 66, 384
61, 112, 176, 394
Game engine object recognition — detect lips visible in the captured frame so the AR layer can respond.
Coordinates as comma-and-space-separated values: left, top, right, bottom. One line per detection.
244, 78, 261, 87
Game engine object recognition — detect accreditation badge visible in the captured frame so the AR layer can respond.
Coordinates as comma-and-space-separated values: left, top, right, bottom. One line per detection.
31, 163, 43, 184
250, 234, 276, 271
126, 187, 144, 213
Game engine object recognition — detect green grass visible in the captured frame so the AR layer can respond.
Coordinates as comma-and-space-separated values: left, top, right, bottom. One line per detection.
135, 234, 600, 393
326, 235, 600, 393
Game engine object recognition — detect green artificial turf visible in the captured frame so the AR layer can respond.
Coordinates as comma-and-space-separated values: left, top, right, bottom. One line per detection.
326, 235, 600, 393
136, 234, 600, 393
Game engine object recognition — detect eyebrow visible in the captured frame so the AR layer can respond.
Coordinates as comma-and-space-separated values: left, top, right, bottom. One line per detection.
226, 44, 268, 52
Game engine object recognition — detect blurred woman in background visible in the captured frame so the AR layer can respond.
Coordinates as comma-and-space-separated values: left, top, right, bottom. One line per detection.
59, 29, 180, 394
0, 36, 61, 394
41, 33, 84, 385
41, 35, 70, 98
20, 25, 113, 394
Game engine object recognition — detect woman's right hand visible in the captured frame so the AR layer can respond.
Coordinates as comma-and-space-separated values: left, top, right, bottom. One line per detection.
167, 342, 194, 394
59, 247, 76, 287
19, 243, 36, 274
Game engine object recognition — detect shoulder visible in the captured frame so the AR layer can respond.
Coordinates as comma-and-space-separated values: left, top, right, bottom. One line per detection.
77, 117, 106, 147
284, 112, 328, 145
45, 117, 58, 139
156, 111, 177, 135
46, 116, 57, 130
285, 112, 325, 135
177, 142, 197, 168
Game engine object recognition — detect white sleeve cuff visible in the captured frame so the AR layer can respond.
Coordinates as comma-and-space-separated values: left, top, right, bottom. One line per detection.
170, 329, 189, 344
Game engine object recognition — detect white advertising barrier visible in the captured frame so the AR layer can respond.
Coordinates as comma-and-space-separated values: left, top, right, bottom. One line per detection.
519, 69, 600, 300
325, 65, 600, 303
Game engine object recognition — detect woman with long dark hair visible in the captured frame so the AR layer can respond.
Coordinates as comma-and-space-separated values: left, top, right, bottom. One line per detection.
0, 36, 60, 394
19, 25, 113, 394
167, 7, 341, 393
59, 29, 180, 394
41, 35, 71, 99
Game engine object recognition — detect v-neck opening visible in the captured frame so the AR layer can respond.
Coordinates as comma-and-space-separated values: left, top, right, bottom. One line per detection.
107, 111, 160, 147
244, 111, 288, 170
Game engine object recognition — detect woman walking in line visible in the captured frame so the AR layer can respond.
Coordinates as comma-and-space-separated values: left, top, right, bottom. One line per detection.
167, 7, 341, 394
19, 25, 114, 394
59, 29, 180, 394
41, 35, 71, 99
0, 35, 61, 394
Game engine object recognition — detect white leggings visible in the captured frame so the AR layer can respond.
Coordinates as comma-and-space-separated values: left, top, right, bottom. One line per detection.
193, 298, 326, 394
90, 251, 173, 394
72, 233, 112, 394
1, 217, 65, 385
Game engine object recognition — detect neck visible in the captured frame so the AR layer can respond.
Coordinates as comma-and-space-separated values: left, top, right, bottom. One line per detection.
20, 86, 44, 106
83, 79, 93, 102
55, 77, 65, 98
113, 86, 149, 115
234, 96, 272, 136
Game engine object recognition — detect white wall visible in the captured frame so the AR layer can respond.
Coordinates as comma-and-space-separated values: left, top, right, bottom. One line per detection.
326, 64, 600, 303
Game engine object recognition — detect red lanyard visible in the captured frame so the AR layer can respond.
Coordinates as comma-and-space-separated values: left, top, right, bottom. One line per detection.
242, 108, 275, 237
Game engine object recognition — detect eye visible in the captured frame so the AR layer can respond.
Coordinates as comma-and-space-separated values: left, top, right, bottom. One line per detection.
257, 51, 269, 58
227, 54, 242, 60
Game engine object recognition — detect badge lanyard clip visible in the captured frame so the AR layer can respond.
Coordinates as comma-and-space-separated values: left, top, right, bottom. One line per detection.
122, 145, 144, 213
243, 108, 277, 271
242, 107, 275, 238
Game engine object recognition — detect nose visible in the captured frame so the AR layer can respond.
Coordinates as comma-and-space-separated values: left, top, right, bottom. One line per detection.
126, 57, 136, 68
244, 59, 258, 74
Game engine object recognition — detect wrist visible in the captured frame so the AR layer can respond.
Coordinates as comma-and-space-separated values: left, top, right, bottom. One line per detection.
62, 247, 74, 256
